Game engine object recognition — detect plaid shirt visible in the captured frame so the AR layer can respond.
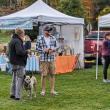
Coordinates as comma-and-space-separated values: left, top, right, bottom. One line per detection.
36, 35, 57, 62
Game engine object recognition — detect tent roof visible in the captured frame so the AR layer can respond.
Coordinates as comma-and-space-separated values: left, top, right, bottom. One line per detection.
0, 0, 84, 25
99, 13, 110, 27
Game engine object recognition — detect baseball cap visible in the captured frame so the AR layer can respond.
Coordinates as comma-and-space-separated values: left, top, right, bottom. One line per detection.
44, 26, 53, 32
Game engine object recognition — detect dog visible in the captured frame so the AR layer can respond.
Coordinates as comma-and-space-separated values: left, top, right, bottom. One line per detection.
24, 75, 37, 99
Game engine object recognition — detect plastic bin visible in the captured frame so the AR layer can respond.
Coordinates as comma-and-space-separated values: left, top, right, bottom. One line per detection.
0, 64, 7, 71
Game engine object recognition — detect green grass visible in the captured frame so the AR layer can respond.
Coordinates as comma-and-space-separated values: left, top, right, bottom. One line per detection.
0, 66, 110, 110
0, 32, 11, 43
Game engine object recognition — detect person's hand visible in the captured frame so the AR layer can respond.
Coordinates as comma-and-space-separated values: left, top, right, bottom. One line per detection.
26, 49, 31, 54
44, 48, 49, 53
48, 49, 55, 54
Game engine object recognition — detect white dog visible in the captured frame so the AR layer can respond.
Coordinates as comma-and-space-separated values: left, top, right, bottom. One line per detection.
24, 75, 37, 99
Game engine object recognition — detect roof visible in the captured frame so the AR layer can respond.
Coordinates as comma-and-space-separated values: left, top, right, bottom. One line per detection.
99, 14, 110, 27
0, 0, 84, 29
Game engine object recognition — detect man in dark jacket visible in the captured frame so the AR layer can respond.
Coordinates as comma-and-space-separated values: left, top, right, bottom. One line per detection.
9, 28, 28, 100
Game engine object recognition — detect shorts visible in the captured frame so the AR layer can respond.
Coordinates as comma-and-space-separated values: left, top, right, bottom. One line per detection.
40, 61, 55, 76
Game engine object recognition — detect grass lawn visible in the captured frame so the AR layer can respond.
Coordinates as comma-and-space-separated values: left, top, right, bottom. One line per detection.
0, 66, 110, 110
0, 32, 11, 44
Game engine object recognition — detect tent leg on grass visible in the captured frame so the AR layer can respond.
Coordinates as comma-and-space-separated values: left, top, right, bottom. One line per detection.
96, 21, 100, 80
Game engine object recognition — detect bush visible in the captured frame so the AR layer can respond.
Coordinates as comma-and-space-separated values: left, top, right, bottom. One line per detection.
25, 26, 39, 41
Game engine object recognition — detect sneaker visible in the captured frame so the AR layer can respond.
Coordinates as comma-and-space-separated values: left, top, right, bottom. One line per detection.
10, 95, 15, 99
50, 91, 58, 96
103, 79, 108, 83
107, 80, 110, 83
40, 91, 45, 96
15, 98, 20, 100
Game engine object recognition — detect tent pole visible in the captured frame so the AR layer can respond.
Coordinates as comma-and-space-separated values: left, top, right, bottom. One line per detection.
60, 25, 62, 38
96, 19, 100, 80
38, 22, 40, 36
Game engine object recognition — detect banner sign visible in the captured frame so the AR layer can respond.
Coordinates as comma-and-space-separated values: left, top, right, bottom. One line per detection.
0, 18, 33, 30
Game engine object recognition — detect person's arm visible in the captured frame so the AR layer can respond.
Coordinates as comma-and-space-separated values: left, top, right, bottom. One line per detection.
48, 39, 59, 54
103, 40, 108, 48
36, 38, 45, 54
15, 41, 27, 56
25, 41, 31, 50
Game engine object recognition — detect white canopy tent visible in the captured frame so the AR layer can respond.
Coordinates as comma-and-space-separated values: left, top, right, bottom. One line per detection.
99, 14, 110, 27
96, 14, 110, 79
0, 0, 84, 68
0, 0, 84, 26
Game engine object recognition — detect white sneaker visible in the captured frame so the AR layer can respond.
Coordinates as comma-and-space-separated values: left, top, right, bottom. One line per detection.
103, 79, 108, 83
51, 91, 58, 96
40, 91, 45, 96
107, 80, 110, 83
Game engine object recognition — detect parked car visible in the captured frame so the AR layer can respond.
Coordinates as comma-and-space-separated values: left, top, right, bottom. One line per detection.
84, 31, 110, 64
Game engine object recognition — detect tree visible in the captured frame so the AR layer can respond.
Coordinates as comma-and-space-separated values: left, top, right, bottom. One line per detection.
42, 0, 60, 8
93, 0, 110, 18
99, 6, 110, 16
92, 0, 110, 29
23, 0, 36, 6
58, 0, 84, 18
0, 0, 10, 7
95, 0, 110, 12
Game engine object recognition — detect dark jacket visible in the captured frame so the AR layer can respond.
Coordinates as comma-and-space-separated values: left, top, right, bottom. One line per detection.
24, 41, 31, 50
9, 34, 28, 66
102, 39, 110, 56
